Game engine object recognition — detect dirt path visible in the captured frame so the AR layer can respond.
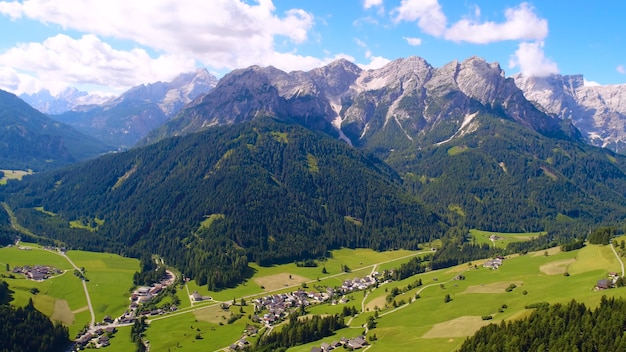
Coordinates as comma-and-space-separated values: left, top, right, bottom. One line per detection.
58, 251, 96, 327
610, 244, 625, 278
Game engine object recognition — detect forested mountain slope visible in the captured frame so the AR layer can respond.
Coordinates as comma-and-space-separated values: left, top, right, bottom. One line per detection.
2, 118, 443, 289
390, 111, 626, 233
0, 90, 113, 171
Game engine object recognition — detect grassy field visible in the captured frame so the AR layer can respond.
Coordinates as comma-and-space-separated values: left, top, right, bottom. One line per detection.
66, 250, 139, 322
0, 169, 32, 185
145, 302, 258, 351
3, 240, 625, 352
469, 229, 545, 249
0, 244, 138, 337
188, 248, 424, 302
310, 243, 626, 352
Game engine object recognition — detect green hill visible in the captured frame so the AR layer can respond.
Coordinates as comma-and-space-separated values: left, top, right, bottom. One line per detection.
388, 112, 626, 234
2, 117, 444, 289
0, 89, 114, 171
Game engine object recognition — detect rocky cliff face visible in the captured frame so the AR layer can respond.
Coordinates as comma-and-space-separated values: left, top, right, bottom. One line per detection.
145, 56, 575, 150
514, 74, 626, 152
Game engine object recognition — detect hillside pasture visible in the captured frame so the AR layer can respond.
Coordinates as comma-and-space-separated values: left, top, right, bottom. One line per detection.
567, 244, 621, 275
254, 272, 309, 292
469, 229, 544, 249
0, 169, 32, 184
187, 248, 423, 302
539, 258, 575, 275
422, 316, 492, 338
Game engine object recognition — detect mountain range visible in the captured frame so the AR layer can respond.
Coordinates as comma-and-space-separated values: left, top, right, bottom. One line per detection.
4, 55, 626, 289
0, 89, 113, 171
47, 69, 217, 148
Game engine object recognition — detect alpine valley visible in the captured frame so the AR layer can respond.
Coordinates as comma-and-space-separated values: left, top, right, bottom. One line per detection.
3, 55, 626, 350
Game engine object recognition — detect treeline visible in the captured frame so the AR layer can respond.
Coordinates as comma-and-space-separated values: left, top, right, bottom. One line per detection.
432, 242, 502, 270
132, 254, 166, 286
0, 206, 19, 246
588, 226, 616, 245
0, 294, 69, 352
2, 118, 444, 290
255, 313, 345, 352
391, 255, 431, 281
459, 296, 626, 352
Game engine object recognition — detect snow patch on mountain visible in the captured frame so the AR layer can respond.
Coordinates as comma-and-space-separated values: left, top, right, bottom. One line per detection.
435, 112, 479, 145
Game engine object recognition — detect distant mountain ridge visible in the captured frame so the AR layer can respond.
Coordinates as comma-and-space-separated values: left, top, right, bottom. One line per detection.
20, 87, 111, 115
50, 69, 217, 148
514, 73, 626, 153
0, 89, 113, 171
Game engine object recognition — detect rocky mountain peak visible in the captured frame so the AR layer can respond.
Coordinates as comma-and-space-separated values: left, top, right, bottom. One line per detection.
356, 56, 433, 92
514, 73, 626, 152
455, 57, 507, 104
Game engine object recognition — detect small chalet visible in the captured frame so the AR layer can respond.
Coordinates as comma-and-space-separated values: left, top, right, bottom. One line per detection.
597, 279, 611, 290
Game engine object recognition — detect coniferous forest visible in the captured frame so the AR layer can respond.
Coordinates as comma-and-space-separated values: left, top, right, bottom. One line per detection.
458, 296, 626, 352
1, 118, 443, 289
0, 283, 70, 352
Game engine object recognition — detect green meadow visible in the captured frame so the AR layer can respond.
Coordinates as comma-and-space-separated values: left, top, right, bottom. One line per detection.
0, 169, 32, 185
3, 238, 625, 352
66, 250, 139, 322
0, 244, 139, 336
469, 229, 545, 249
290, 243, 626, 352
188, 248, 423, 302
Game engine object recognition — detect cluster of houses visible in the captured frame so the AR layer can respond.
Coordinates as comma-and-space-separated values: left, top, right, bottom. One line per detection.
12, 265, 63, 281
74, 326, 116, 349
73, 270, 177, 349
252, 275, 378, 326
341, 276, 375, 292
310, 336, 369, 351
483, 256, 505, 270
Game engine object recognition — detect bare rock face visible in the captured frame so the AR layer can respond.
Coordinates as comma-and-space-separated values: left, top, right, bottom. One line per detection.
145, 56, 575, 149
514, 74, 626, 152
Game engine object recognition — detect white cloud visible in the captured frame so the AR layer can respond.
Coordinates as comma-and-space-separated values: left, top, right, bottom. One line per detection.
0, 0, 315, 71
617, 65, 626, 74
403, 36, 422, 46
509, 41, 558, 77
363, 0, 383, 9
0, 34, 196, 94
358, 55, 391, 70
392, 0, 447, 36
584, 79, 600, 87
445, 3, 548, 44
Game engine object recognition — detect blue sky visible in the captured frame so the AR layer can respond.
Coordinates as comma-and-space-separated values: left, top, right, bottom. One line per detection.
0, 0, 624, 96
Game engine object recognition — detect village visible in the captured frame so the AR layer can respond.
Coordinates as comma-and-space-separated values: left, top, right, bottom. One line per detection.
73, 270, 177, 350
11, 264, 63, 281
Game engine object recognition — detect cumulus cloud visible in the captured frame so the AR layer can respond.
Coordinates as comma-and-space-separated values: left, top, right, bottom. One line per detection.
509, 41, 558, 77
403, 37, 422, 46
358, 55, 391, 70
445, 3, 547, 43
617, 65, 626, 74
392, 0, 447, 36
584, 79, 600, 87
0, 34, 196, 94
0, 0, 315, 71
363, 0, 383, 9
